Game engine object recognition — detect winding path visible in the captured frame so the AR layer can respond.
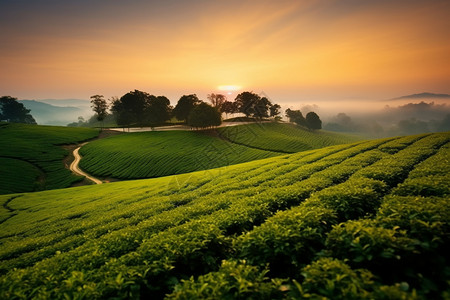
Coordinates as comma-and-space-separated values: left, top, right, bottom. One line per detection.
69, 143, 103, 185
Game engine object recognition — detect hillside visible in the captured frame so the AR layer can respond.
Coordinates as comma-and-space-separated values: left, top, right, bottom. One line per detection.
391, 92, 450, 100
78, 124, 360, 180
0, 132, 448, 299
218, 123, 361, 153
0, 123, 99, 194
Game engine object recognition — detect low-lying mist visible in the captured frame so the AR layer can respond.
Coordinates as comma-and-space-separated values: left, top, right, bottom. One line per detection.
282, 98, 450, 138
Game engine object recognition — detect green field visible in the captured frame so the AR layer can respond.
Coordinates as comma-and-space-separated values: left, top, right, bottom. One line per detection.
79, 124, 360, 180
218, 123, 362, 153
79, 130, 280, 179
0, 123, 99, 194
1, 132, 449, 299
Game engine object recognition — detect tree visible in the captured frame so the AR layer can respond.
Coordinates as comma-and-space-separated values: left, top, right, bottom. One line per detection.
0, 96, 36, 124
269, 104, 281, 118
305, 111, 322, 130
207, 93, 227, 111
234, 91, 260, 118
253, 96, 272, 119
221, 100, 238, 118
173, 94, 201, 122
111, 90, 150, 127
146, 95, 171, 126
90, 95, 109, 130
188, 102, 222, 128
285, 108, 306, 126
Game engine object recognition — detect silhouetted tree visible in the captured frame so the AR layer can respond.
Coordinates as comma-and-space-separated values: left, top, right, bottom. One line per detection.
146, 95, 171, 126
90, 95, 109, 130
305, 111, 322, 130
253, 97, 272, 119
285, 108, 306, 126
111, 90, 149, 127
221, 100, 238, 118
269, 104, 281, 118
207, 93, 227, 111
0, 96, 36, 124
235, 91, 260, 117
173, 94, 201, 122
188, 102, 222, 128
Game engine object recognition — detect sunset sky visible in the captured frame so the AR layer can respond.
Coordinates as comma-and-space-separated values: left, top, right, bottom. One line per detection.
1, 0, 449, 105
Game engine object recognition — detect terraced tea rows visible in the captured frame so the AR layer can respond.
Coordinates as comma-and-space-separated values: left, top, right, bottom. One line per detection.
79, 125, 361, 180
0, 123, 99, 194
217, 122, 361, 153
1, 132, 448, 299
78, 130, 281, 179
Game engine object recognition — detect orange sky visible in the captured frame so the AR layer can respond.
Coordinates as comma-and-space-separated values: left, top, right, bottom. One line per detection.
1, 0, 449, 104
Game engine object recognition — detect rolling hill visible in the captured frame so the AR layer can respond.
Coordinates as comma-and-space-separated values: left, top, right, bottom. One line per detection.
0, 131, 448, 299
0, 123, 99, 194
78, 123, 361, 180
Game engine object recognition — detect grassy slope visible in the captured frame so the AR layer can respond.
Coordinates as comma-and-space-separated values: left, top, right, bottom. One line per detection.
79, 124, 361, 180
218, 122, 362, 153
79, 130, 280, 179
1, 132, 449, 299
0, 123, 99, 194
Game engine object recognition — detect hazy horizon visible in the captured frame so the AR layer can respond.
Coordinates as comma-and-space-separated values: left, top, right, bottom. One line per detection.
1, 0, 450, 103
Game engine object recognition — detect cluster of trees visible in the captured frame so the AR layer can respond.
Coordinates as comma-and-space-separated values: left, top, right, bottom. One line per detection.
90, 90, 283, 129
207, 91, 281, 120
285, 108, 322, 130
0, 96, 36, 124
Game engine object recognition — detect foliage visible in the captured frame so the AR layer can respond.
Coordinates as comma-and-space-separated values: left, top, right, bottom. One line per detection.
187, 102, 222, 128
0, 131, 449, 299
0, 122, 99, 194
110, 90, 171, 127
306, 111, 322, 130
0, 96, 36, 124
90, 95, 108, 122
221, 100, 239, 116
285, 108, 306, 126
167, 260, 285, 299
173, 94, 201, 122
206, 93, 226, 111
234, 92, 277, 119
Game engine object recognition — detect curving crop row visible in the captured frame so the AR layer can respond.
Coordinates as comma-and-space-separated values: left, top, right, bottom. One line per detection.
0, 132, 448, 299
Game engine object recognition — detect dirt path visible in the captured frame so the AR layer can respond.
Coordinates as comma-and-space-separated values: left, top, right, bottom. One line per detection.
69, 143, 103, 185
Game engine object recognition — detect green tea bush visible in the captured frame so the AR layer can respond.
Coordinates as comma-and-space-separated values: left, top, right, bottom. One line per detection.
310, 178, 387, 221
167, 260, 285, 299
326, 219, 419, 285
1, 132, 449, 299
289, 257, 419, 300
234, 205, 337, 276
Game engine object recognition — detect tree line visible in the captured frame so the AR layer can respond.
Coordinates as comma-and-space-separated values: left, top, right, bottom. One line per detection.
90, 90, 285, 129
1, 92, 322, 131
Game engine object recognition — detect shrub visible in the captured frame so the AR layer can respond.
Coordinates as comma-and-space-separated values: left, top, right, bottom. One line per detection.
167, 260, 285, 299
234, 205, 337, 277
311, 178, 387, 221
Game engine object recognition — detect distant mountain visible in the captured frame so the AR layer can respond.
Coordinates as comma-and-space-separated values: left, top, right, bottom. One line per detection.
391, 92, 450, 100
19, 100, 92, 126
38, 99, 91, 108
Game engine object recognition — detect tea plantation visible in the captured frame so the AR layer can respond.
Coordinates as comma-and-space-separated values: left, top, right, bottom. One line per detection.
1, 132, 449, 299
78, 124, 359, 180
218, 123, 361, 153
0, 123, 99, 194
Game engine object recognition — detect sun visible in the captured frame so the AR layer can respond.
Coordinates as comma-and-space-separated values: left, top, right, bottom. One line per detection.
217, 85, 241, 95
